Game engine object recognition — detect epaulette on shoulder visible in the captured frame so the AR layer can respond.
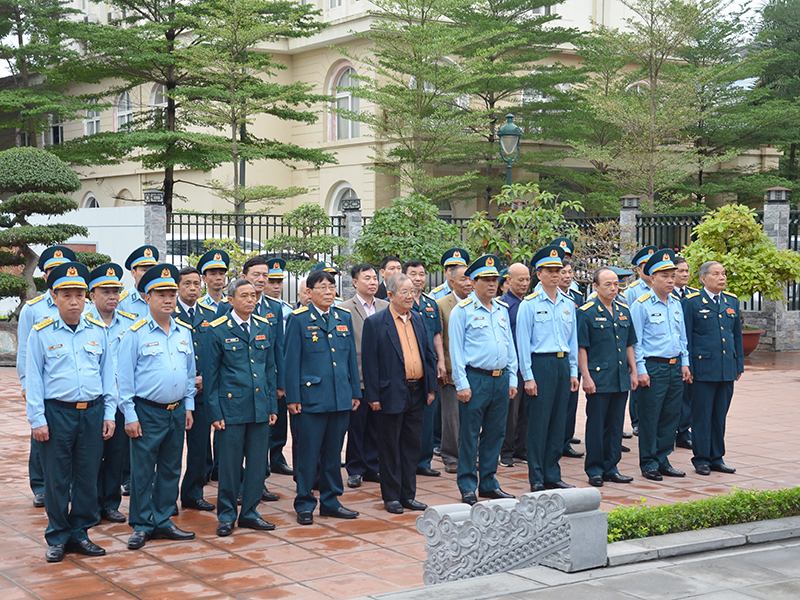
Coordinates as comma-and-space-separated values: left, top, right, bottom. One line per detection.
723, 291, 737, 298
618, 290, 627, 298
336, 306, 350, 312
26, 294, 45, 306
210, 315, 229, 327
174, 318, 191, 328
637, 293, 652, 303
423, 292, 434, 300
525, 292, 539, 301
117, 310, 136, 320
84, 314, 106, 328
198, 303, 215, 312
687, 286, 699, 293
282, 299, 292, 308
458, 298, 472, 307
686, 291, 700, 299
119, 290, 129, 301
579, 301, 595, 311
33, 317, 54, 331
130, 318, 147, 331
253, 314, 268, 323
496, 299, 508, 308
221, 297, 230, 304
615, 300, 629, 309
432, 284, 445, 292
293, 306, 308, 315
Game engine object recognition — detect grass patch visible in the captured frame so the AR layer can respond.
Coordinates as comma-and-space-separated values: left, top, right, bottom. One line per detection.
607, 487, 800, 543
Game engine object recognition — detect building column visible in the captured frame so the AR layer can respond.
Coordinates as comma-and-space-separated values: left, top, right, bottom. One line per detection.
340, 202, 362, 301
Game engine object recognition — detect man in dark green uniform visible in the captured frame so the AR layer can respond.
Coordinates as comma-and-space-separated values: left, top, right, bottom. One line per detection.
206, 278, 278, 535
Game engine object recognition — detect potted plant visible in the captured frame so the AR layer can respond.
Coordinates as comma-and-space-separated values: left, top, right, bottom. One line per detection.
682, 204, 800, 355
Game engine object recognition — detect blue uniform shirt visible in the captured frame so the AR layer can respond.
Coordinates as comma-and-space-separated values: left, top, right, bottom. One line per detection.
516, 288, 579, 381
430, 281, 451, 301
25, 313, 118, 429
624, 279, 649, 305
448, 293, 518, 391
117, 316, 197, 424
118, 286, 150, 319
86, 307, 138, 373
198, 293, 224, 312
630, 290, 689, 375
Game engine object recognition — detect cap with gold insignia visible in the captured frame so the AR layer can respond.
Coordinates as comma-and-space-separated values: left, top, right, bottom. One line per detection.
125, 245, 159, 271
643, 249, 677, 276
311, 261, 339, 274
197, 249, 230, 273
38, 245, 77, 272
498, 267, 509, 283
89, 263, 124, 290
48, 261, 90, 290
466, 254, 501, 279
632, 245, 658, 268
549, 237, 574, 256
137, 263, 180, 294
533, 245, 565, 270
441, 248, 470, 268
608, 265, 634, 290
265, 257, 287, 279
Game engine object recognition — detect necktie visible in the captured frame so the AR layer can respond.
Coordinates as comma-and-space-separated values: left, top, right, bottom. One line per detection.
188, 307, 195, 320
678, 288, 684, 299
242, 321, 249, 335
321, 313, 328, 324
713, 294, 719, 304
254, 302, 261, 317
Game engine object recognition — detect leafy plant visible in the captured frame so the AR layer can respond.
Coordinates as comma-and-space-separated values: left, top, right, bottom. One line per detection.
185, 238, 260, 279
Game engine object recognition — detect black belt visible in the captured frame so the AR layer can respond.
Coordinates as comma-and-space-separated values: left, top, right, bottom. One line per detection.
45, 398, 100, 410
535, 352, 567, 358
645, 356, 680, 365
406, 379, 421, 387
467, 366, 506, 377
134, 396, 182, 411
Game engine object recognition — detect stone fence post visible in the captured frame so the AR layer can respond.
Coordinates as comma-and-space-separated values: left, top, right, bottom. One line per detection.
340, 203, 363, 301
144, 199, 167, 260
619, 195, 641, 264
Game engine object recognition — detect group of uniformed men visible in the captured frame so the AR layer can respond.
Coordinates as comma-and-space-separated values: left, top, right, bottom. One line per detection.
19, 237, 743, 563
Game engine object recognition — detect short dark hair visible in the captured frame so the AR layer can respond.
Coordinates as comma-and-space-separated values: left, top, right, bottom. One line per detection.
673, 256, 688, 266
402, 260, 425, 273
242, 255, 268, 275
561, 258, 573, 268
178, 266, 201, 282
380, 256, 401, 270
351, 264, 376, 279
307, 270, 335, 289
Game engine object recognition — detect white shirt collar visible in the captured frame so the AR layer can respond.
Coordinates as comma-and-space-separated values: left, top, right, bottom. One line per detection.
311, 302, 329, 316
178, 298, 197, 314
230, 310, 252, 329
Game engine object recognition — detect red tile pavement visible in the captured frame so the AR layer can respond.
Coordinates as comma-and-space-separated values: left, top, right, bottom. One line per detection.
1, 351, 798, 599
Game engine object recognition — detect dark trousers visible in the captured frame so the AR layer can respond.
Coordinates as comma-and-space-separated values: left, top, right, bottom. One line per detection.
501, 372, 527, 461
376, 386, 425, 502
584, 392, 627, 477
180, 401, 211, 503
457, 370, 509, 494
40, 401, 104, 546
97, 409, 127, 512
439, 383, 460, 465
676, 381, 693, 443
129, 401, 185, 534
637, 361, 682, 472
294, 410, 349, 514
691, 380, 734, 468
269, 396, 289, 469
29, 435, 45, 495
345, 388, 380, 477
526, 354, 570, 485
628, 388, 639, 428
433, 391, 442, 448
217, 421, 269, 523
417, 390, 439, 469
563, 375, 581, 451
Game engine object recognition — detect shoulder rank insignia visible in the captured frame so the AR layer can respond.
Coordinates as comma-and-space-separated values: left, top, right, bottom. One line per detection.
119, 290, 130, 301
525, 291, 539, 301
26, 294, 45, 306
221, 297, 230, 303
615, 300, 629, 309
432, 284, 444, 292
496, 299, 508, 308
579, 301, 595, 311
423, 292, 434, 300
117, 310, 137, 320
210, 316, 229, 327
174, 318, 191, 328
638, 293, 652, 303
198, 303, 214, 312
33, 317, 54, 331
293, 306, 309, 315
84, 314, 106, 328
336, 306, 350, 312
130, 318, 148, 331
253, 315, 269, 323
723, 291, 737, 298
458, 298, 472, 307
686, 291, 700, 299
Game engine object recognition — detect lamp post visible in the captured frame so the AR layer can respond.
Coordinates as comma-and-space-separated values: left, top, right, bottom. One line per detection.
143, 189, 164, 204
497, 114, 523, 188
765, 186, 791, 204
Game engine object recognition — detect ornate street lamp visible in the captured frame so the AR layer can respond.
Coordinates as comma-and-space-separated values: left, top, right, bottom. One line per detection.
143, 189, 164, 204
497, 114, 523, 187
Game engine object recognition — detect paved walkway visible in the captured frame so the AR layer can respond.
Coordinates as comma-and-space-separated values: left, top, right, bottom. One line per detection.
0, 351, 798, 599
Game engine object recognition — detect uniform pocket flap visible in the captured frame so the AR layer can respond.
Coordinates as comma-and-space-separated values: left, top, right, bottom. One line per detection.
303, 376, 322, 386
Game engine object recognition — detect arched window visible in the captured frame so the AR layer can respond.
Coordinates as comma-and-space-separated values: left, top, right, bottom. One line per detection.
330, 183, 358, 215
83, 193, 99, 208
335, 68, 360, 140
117, 91, 133, 131
151, 84, 168, 127
85, 100, 101, 135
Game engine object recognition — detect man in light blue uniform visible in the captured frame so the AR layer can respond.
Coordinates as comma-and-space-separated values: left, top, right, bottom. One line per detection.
17, 245, 77, 508
516, 246, 579, 492
449, 255, 517, 505
88, 263, 138, 524
118, 263, 197, 550
630, 249, 691, 482
118, 245, 159, 318
430, 248, 470, 300
198, 249, 229, 311
26, 261, 117, 563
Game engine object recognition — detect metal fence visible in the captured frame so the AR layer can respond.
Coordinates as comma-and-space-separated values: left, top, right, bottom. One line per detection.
788, 211, 800, 311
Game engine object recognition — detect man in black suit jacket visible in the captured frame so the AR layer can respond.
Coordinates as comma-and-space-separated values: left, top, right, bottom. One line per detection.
362, 274, 437, 514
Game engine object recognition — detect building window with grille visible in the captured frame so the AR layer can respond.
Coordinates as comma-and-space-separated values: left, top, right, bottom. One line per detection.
151, 84, 168, 127
85, 101, 101, 135
335, 68, 359, 140
117, 91, 133, 131
46, 114, 64, 146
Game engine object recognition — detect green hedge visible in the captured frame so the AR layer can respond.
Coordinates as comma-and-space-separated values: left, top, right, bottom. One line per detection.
607, 487, 800, 543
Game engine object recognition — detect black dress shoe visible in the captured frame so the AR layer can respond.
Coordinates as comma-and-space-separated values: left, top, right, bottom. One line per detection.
479, 488, 515, 500
101, 508, 127, 523
642, 469, 662, 481
563, 446, 584, 459
271, 463, 294, 476
659, 466, 686, 478
127, 531, 149, 549
261, 489, 280, 502
151, 525, 195, 541
46, 544, 66, 562
237, 492, 243, 505
603, 473, 634, 484
513, 456, 528, 464
401, 498, 428, 511
622, 431, 633, 439
416, 467, 440, 477
444, 462, 458, 473
433, 446, 442, 456
320, 506, 359, 519
182, 498, 215, 512
588, 476, 603, 487
695, 464, 711, 476
121, 482, 131, 496
66, 539, 106, 557
171, 505, 179, 516
545, 481, 575, 489
531, 483, 545, 492
461, 491, 478, 505
632, 426, 639, 436
216, 522, 234, 537
499, 457, 514, 467
347, 474, 362, 488
238, 517, 276, 531
675, 439, 693, 450
362, 472, 381, 483
621, 444, 631, 452
33, 492, 45, 508
384, 500, 403, 514
297, 511, 314, 525
711, 463, 736, 474
569, 437, 582, 445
